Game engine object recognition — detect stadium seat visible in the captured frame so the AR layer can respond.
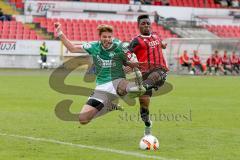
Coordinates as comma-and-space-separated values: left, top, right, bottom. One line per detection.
204, 24, 240, 38
168, 0, 225, 8
0, 19, 42, 40
82, 0, 130, 4
1, 34, 9, 39
16, 34, 23, 39
7, 0, 235, 9
8, 0, 24, 9
8, 34, 16, 39
34, 17, 177, 41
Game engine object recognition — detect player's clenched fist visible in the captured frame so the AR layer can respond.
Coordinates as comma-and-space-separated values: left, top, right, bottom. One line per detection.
162, 43, 167, 49
54, 22, 63, 37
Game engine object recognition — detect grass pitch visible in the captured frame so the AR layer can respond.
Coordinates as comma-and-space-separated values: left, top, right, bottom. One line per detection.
0, 69, 239, 160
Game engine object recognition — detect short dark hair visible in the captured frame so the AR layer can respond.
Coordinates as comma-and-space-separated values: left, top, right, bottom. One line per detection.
137, 14, 150, 24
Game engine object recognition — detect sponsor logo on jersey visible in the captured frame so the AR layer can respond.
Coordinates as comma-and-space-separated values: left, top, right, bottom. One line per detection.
83, 43, 92, 49
148, 40, 160, 48
121, 43, 130, 54
109, 52, 115, 58
96, 55, 116, 68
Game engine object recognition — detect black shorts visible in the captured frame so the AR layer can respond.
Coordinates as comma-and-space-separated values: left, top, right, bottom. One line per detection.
142, 68, 167, 97
181, 62, 191, 67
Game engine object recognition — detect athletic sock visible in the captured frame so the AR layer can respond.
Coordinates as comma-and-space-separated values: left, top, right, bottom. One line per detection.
140, 107, 151, 127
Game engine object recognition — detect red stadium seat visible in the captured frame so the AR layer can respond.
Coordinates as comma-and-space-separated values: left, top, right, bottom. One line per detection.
9, 34, 16, 39
1, 34, 9, 39
168, 0, 226, 8
0, 19, 40, 40
23, 34, 30, 39
203, 24, 240, 38
16, 34, 23, 39
30, 34, 37, 39
33, 17, 177, 41
82, 0, 130, 4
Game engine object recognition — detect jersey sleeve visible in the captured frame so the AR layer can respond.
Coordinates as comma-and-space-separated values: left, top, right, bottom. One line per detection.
120, 41, 139, 65
82, 42, 95, 55
119, 41, 129, 62
128, 37, 140, 53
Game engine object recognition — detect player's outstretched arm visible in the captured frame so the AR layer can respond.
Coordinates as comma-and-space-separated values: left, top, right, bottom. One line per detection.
54, 22, 85, 53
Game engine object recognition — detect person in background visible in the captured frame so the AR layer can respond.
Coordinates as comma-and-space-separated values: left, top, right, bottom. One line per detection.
215, 0, 229, 7
230, 51, 239, 74
161, 0, 170, 5
191, 50, 204, 74
140, 0, 153, 5
206, 53, 215, 75
0, 8, 7, 21
222, 50, 232, 74
213, 50, 226, 75
180, 50, 192, 73
40, 41, 48, 69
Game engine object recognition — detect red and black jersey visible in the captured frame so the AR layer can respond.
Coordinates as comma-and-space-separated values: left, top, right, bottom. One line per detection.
192, 55, 201, 65
128, 32, 168, 73
222, 55, 230, 65
180, 53, 190, 64
213, 55, 222, 65
206, 56, 214, 66
230, 54, 239, 64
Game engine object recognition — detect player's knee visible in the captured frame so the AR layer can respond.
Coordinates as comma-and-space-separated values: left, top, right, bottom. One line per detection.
148, 72, 160, 83
117, 79, 128, 96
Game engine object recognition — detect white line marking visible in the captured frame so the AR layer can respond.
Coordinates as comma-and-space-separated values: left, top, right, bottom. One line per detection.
0, 132, 178, 160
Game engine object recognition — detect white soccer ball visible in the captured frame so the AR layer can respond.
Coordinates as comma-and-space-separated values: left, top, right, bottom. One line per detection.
139, 135, 159, 150
189, 70, 194, 75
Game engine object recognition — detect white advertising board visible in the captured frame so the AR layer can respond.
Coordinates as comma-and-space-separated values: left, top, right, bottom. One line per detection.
0, 40, 61, 55
0, 39, 62, 68
24, 0, 58, 16
25, 0, 231, 21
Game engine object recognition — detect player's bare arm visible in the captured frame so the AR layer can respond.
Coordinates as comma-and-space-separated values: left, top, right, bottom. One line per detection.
54, 22, 85, 53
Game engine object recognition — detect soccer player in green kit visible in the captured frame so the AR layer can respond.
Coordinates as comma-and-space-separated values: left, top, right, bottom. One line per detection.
55, 23, 145, 125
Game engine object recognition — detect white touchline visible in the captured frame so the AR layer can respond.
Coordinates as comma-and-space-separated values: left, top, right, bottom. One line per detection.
0, 132, 179, 160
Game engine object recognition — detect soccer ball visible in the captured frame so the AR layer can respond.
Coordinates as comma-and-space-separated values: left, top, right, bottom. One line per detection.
189, 70, 194, 75
139, 135, 159, 150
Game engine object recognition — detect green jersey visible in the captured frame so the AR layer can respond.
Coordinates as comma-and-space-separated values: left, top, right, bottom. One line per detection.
83, 39, 127, 85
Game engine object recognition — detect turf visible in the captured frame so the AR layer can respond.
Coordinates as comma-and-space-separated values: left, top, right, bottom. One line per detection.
0, 69, 239, 160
